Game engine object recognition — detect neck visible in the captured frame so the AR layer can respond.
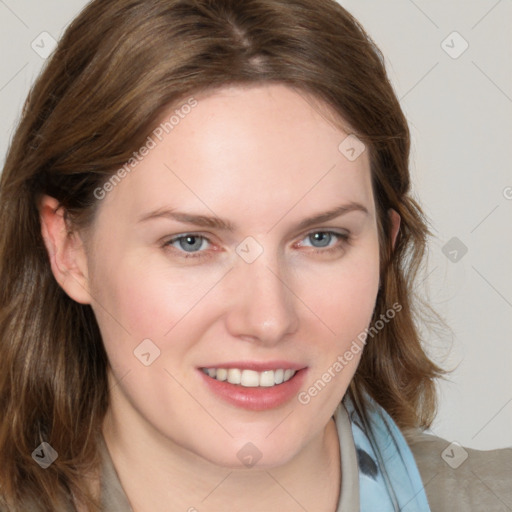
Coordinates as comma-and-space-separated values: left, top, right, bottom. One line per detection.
101, 402, 341, 512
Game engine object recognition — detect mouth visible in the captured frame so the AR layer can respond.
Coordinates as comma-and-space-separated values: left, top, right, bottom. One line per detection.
200, 367, 297, 388
198, 363, 307, 411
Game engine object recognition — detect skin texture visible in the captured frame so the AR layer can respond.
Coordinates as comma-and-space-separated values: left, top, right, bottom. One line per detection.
40, 84, 400, 511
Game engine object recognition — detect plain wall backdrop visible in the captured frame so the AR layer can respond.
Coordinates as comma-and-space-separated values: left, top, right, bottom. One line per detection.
0, 0, 511, 450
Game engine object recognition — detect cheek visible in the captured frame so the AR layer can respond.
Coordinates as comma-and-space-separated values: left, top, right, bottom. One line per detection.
87, 248, 228, 364
333, 265, 379, 336
298, 244, 380, 344
294, 249, 379, 410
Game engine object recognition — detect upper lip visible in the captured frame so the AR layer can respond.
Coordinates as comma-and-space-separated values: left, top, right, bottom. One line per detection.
199, 361, 306, 371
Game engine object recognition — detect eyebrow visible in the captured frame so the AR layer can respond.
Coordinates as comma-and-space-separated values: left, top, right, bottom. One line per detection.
137, 202, 368, 232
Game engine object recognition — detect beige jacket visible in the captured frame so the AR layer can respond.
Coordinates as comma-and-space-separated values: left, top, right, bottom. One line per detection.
98, 428, 512, 511
1, 428, 510, 510
407, 430, 512, 511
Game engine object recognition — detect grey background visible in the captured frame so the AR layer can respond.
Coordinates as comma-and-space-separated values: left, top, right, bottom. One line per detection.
0, 0, 511, 450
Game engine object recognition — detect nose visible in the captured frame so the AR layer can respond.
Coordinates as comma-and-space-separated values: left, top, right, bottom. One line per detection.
224, 254, 299, 347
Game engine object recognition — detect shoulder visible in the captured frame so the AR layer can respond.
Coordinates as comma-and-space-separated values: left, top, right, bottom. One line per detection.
98, 434, 134, 511
405, 429, 512, 511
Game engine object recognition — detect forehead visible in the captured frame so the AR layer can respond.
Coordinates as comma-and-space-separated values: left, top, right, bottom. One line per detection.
98, 84, 374, 226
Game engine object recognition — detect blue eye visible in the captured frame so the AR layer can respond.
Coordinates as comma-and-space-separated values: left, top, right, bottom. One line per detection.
163, 230, 349, 260
301, 231, 348, 250
307, 231, 334, 247
167, 234, 209, 253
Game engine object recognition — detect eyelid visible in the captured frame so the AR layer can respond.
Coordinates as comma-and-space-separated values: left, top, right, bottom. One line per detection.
299, 227, 350, 240
294, 229, 350, 249
163, 228, 351, 258
163, 232, 214, 253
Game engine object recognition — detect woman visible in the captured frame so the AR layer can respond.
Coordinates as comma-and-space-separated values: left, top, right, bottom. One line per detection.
0, 1, 510, 511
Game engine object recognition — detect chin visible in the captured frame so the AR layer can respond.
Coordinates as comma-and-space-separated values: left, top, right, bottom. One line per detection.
192, 436, 302, 470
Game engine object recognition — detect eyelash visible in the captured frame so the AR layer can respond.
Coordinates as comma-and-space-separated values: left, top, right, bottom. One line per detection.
163, 230, 351, 260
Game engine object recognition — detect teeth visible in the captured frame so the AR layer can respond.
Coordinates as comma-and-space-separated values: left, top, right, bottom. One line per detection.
227, 368, 241, 385
284, 369, 294, 381
240, 370, 259, 387
202, 367, 297, 387
216, 368, 227, 381
259, 370, 275, 387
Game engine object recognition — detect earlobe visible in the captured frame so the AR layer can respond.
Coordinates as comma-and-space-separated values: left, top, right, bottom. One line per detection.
388, 208, 401, 250
38, 195, 92, 305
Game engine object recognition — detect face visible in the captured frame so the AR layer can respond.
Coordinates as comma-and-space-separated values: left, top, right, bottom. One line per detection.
83, 84, 381, 468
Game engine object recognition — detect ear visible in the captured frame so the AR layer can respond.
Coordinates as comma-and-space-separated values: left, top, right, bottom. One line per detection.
38, 195, 92, 304
388, 208, 401, 250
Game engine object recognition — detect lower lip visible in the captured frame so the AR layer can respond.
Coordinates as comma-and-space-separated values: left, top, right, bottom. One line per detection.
198, 368, 308, 411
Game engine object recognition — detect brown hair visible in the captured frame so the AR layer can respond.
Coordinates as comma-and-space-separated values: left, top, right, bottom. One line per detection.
0, 0, 444, 509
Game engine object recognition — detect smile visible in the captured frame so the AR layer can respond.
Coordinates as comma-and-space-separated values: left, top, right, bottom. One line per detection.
201, 368, 297, 387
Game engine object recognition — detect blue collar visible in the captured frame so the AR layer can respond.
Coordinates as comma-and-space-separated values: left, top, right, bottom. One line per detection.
340, 394, 431, 511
